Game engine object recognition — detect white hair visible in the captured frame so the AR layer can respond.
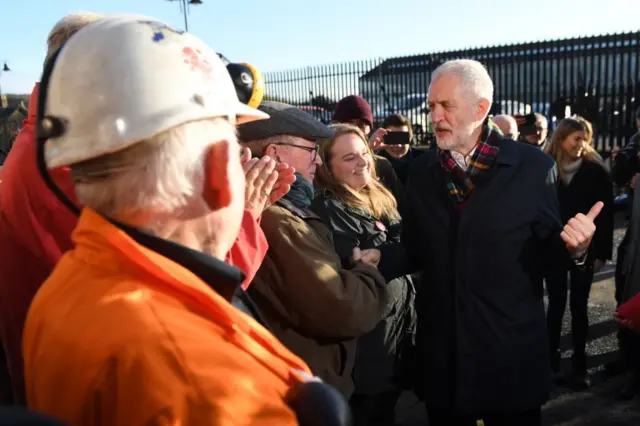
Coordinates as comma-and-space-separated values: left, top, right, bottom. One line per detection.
431, 59, 494, 116
73, 118, 236, 224
492, 114, 518, 129
46, 12, 104, 63
492, 114, 519, 138
534, 112, 548, 127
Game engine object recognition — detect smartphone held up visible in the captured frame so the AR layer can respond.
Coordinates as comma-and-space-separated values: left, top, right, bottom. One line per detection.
383, 131, 411, 145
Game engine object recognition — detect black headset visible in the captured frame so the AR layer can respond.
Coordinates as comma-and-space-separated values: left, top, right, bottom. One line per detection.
217, 53, 264, 108
35, 45, 80, 216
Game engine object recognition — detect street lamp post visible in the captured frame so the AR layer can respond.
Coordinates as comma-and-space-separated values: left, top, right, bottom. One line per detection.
0, 62, 10, 108
166, 0, 203, 32
0, 61, 10, 159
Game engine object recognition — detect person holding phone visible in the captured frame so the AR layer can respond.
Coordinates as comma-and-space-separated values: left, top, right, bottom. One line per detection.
515, 113, 549, 149
378, 114, 426, 185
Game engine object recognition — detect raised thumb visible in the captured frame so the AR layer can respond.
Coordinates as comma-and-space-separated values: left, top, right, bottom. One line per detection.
586, 201, 604, 220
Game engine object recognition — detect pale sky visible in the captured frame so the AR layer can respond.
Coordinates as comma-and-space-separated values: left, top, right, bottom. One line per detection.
0, 0, 637, 94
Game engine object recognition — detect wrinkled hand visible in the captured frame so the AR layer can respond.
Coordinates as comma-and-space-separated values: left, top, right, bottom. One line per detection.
241, 148, 296, 213
561, 201, 603, 258
269, 163, 296, 206
593, 259, 605, 274
240, 147, 253, 166
243, 153, 278, 217
368, 128, 387, 151
353, 247, 381, 267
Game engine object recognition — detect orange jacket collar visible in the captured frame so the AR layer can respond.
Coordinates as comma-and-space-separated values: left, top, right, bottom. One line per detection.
72, 208, 309, 376
73, 208, 242, 328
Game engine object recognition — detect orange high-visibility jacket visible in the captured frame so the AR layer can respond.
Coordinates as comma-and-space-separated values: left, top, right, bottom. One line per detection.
23, 208, 311, 426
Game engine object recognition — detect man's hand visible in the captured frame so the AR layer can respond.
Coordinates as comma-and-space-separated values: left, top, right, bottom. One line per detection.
241, 148, 297, 217
243, 153, 279, 218
561, 201, 603, 258
368, 128, 387, 151
269, 163, 295, 207
240, 146, 253, 166
353, 247, 381, 267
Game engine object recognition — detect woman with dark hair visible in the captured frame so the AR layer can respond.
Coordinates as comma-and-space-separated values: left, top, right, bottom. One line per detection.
312, 124, 416, 426
544, 117, 614, 390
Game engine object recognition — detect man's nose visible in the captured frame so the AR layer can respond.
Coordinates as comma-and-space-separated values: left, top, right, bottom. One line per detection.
430, 105, 444, 122
314, 155, 323, 166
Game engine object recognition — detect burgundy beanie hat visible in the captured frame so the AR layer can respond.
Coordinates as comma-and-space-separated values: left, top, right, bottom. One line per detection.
332, 95, 373, 128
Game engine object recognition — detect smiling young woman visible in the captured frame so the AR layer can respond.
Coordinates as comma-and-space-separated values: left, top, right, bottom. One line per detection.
544, 116, 614, 389
314, 124, 400, 222
312, 123, 417, 426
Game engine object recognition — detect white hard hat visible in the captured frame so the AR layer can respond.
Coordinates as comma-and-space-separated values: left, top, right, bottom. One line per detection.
43, 15, 268, 169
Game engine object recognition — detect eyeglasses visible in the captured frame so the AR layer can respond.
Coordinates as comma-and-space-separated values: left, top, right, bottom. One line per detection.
274, 142, 319, 161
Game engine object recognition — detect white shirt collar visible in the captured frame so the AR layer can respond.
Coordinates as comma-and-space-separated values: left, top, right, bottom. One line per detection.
450, 146, 477, 171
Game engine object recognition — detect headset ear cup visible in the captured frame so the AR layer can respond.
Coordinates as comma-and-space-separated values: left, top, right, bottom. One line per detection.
241, 62, 264, 109
216, 52, 231, 67
226, 62, 265, 109
226, 63, 253, 106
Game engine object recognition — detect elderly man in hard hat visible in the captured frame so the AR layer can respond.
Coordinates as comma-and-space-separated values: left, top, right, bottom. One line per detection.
0, 13, 282, 407
22, 15, 328, 426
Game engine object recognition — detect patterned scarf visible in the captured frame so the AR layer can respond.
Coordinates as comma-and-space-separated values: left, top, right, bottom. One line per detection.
439, 122, 501, 204
282, 172, 314, 208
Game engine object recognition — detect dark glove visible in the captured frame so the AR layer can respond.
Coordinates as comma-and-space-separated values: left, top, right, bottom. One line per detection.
287, 381, 352, 426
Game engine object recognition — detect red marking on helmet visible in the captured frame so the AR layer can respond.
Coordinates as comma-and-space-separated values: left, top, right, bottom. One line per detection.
182, 47, 212, 75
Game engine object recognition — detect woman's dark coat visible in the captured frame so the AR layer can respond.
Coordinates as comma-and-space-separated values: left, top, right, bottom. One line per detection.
312, 192, 417, 395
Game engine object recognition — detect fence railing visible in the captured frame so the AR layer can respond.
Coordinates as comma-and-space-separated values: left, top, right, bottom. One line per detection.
264, 31, 640, 151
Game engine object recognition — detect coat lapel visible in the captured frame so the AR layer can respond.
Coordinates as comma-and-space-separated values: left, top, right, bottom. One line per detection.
458, 138, 521, 241
427, 155, 456, 231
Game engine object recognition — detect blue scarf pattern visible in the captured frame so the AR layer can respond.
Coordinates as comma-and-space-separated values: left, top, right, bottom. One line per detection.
282, 173, 314, 209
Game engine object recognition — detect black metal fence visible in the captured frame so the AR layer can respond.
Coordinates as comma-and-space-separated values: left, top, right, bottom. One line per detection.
264, 31, 640, 151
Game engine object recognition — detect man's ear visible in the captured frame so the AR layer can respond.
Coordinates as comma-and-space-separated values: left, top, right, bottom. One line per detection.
476, 98, 491, 122
203, 139, 234, 210
264, 144, 277, 158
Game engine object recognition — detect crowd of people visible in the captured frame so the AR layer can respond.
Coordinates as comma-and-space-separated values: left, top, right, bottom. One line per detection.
0, 11, 639, 426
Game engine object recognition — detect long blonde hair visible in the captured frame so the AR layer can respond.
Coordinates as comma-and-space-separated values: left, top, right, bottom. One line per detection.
315, 124, 400, 222
545, 116, 603, 180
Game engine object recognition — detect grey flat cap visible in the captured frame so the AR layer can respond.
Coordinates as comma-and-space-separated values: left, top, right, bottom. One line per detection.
237, 101, 333, 142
